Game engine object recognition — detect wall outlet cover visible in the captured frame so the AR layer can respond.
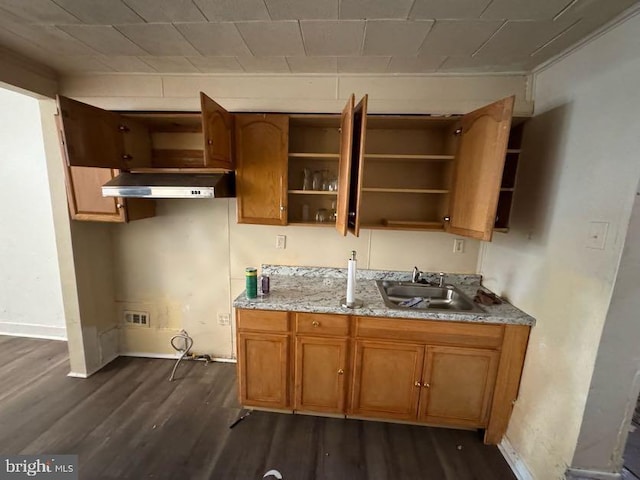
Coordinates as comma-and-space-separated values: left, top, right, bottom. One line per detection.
218, 313, 231, 326
123, 310, 150, 327
276, 235, 286, 249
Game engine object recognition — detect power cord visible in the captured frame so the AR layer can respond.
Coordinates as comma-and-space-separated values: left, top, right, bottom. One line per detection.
169, 329, 193, 382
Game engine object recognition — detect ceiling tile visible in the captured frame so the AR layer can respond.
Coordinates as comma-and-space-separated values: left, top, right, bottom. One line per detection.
47, 55, 115, 73
0, 0, 80, 24
363, 20, 433, 56
419, 20, 502, 56
140, 56, 200, 73
473, 20, 576, 61
265, 0, 338, 20
531, 0, 640, 64
410, 0, 492, 19
0, 23, 96, 55
387, 55, 446, 72
53, 0, 145, 24
116, 23, 200, 55
236, 21, 304, 56
97, 55, 157, 72
337, 56, 390, 72
286, 56, 337, 73
122, 0, 207, 22
59, 25, 147, 55
187, 56, 244, 73
340, 0, 414, 19
438, 55, 529, 72
175, 22, 251, 56
193, 0, 269, 21
300, 20, 364, 56
481, 0, 574, 20
236, 56, 290, 72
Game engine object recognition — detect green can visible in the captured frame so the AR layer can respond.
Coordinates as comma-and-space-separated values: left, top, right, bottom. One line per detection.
245, 267, 258, 299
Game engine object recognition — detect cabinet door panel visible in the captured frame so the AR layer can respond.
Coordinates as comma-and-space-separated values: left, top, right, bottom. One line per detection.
66, 167, 126, 222
295, 337, 348, 413
237, 332, 290, 409
336, 94, 354, 236
350, 340, 423, 420
419, 346, 498, 427
446, 96, 514, 241
348, 95, 368, 237
201, 92, 234, 169
235, 114, 289, 225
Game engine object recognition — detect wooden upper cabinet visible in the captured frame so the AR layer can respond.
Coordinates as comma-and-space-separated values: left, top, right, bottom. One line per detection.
347, 95, 368, 237
66, 167, 126, 222
446, 96, 515, 241
56, 95, 151, 170
200, 92, 234, 169
418, 346, 499, 428
235, 114, 289, 225
336, 95, 355, 236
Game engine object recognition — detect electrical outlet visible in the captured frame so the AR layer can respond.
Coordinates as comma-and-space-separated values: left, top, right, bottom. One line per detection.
453, 238, 465, 254
218, 313, 230, 326
123, 310, 150, 327
276, 235, 286, 249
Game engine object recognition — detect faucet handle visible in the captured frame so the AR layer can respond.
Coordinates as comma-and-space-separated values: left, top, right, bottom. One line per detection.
438, 272, 445, 287
412, 266, 422, 283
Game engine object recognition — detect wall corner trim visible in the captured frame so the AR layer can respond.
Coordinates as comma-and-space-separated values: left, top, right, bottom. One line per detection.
565, 468, 622, 480
499, 436, 534, 480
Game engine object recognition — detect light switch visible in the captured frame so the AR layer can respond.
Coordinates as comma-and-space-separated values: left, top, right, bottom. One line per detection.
586, 222, 608, 250
453, 238, 465, 254
276, 235, 286, 249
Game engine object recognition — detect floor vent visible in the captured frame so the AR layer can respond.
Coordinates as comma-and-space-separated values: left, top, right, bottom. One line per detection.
124, 310, 150, 327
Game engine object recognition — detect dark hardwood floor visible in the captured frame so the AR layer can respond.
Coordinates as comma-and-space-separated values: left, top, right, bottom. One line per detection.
0, 335, 516, 479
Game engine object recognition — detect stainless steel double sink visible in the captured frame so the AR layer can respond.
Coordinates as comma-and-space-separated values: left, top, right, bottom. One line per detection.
376, 280, 484, 313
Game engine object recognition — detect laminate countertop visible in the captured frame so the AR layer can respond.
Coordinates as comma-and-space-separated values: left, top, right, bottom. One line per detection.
232, 265, 535, 327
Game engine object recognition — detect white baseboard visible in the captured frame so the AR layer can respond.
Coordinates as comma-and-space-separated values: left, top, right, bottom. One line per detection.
0, 321, 67, 341
499, 436, 534, 480
565, 468, 622, 480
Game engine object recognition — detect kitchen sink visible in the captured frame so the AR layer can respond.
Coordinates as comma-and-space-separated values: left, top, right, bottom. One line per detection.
376, 280, 484, 313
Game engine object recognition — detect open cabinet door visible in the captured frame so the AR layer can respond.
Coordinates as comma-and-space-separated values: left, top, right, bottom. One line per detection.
200, 92, 234, 169
347, 95, 368, 237
446, 96, 514, 242
336, 95, 355, 236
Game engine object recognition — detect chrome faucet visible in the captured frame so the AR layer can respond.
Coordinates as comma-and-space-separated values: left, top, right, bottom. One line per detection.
411, 266, 422, 283
438, 272, 446, 287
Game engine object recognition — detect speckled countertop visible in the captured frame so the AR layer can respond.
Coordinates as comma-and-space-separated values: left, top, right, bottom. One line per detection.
233, 265, 535, 326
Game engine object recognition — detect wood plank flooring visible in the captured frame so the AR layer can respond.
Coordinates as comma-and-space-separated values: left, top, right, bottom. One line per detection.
0, 335, 516, 479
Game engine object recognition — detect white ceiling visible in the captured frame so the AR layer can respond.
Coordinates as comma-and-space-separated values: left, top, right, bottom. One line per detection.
0, 0, 637, 75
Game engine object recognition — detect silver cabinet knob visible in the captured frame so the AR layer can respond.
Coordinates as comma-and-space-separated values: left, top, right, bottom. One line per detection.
116, 203, 124, 209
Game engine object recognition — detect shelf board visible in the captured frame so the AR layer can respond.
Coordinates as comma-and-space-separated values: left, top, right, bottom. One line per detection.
365, 154, 454, 161
506, 149, 522, 154
500, 188, 515, 192
494, 227, 510, 233
361, 187, 449, 194
288, 221, 335, 227
362, 221, 445, 231
288, 153, 340, 159
288, 190, 338, 195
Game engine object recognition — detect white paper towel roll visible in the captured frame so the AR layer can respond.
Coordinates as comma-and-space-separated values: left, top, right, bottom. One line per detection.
346, 257, 356, 306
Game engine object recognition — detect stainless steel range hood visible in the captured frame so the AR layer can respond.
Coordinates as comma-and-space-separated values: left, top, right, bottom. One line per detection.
102, 172, 235, 199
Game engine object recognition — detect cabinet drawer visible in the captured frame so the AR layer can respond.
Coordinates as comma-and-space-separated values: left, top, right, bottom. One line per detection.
237, 309, 289, 332
355, 317, 503, 349
295, 313, 350, 336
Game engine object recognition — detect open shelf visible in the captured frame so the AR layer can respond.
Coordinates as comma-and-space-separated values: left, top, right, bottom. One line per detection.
362, 221, 445, 231
288, 221, 335, 227
288, 190, 338, 195
289, 153, 340, 159
362, 188, 449, 194
365, 154, 454, 161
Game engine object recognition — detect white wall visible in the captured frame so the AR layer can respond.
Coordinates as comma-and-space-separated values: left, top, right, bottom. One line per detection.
478, 12, 640, 479
0, 88, 66, 339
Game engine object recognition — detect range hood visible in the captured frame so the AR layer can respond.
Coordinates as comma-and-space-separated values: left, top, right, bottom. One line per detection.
102, 172, 235, 199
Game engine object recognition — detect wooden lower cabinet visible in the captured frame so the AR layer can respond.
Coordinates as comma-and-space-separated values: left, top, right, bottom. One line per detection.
294, 336, 348, 413
235, 308, 530, 444
418, 346, 499, 427
350, 340, 424, 420
237, 332, 291, 409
